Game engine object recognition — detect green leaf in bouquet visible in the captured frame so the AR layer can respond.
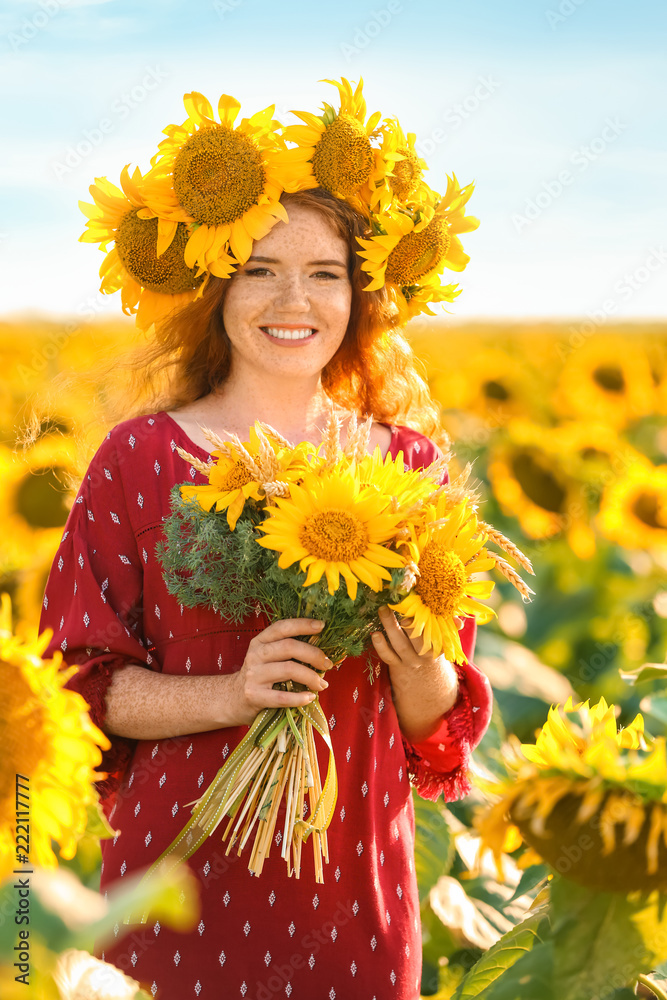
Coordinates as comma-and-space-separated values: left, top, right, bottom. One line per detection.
414, 792, 455, 903
450, 905, 551, 1000
550, 878, 667, 1000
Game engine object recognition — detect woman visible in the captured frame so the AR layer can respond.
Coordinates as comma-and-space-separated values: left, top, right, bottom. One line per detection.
40, 186, 492, 998
39, 79, 492, 993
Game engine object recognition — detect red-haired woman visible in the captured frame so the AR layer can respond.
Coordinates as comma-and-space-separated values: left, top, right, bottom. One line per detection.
40, 188, 492, 1000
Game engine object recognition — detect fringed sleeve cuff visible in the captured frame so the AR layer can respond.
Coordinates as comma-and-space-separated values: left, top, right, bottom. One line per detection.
401, 659, 493, 803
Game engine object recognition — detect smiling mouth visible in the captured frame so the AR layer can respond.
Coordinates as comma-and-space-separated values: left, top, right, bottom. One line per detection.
260, 326, 318, 341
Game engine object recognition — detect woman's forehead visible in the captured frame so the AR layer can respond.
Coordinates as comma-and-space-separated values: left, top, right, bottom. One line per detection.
250, 205, 348, 258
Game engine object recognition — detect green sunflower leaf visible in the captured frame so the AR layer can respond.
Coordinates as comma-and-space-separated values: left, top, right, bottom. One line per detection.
414, 792, 454, 904
451, 906, 551, 1000
550, 878, 667, 1000
620, 663, 667, 685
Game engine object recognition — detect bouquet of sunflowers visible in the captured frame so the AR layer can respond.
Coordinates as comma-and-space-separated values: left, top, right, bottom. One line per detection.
133, 403, 533, 901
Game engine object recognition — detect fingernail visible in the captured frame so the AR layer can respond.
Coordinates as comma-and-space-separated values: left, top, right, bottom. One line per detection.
307, 692, 317, 700
321, 679, 329, 688
324, 657, 333, 668
312, 621, 324, 629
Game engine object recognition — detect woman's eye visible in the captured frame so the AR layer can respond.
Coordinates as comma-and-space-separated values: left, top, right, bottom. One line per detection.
313, 271, 339, 280
244, 267, 272, 276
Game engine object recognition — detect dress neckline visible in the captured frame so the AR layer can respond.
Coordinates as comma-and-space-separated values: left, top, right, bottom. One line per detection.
160, 410, 400, 462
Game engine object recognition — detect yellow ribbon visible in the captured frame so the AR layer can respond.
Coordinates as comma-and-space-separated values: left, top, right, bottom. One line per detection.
297, 698, 338, 837
122, 702, 338, 924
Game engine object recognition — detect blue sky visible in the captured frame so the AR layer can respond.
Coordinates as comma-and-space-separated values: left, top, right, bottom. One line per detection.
1, 0, 666, 320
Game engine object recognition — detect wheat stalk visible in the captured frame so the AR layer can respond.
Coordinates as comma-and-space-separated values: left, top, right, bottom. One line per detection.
479, 521, 535, 575
216, 431, 264, 480
341, 412, 371, 462
254, 425, 280, 481
175, 446, 213, 476
255, 421, 294, 450
418, 456, 450, 485
401, 561, 420, 591
198, 424, 234, 457
321, 399, 343, 468
492, 553, 536, 600
355, 414, 374, 463
263, 481, 291, 498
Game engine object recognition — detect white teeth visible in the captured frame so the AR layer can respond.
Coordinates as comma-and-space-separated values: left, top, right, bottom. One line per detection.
263, 327, 315, 340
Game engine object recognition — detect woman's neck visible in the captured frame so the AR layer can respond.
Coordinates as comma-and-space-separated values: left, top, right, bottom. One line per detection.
168, 385, 353, 451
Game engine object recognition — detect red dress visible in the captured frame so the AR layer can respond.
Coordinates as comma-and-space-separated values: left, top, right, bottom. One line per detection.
39, 410, 492, 1000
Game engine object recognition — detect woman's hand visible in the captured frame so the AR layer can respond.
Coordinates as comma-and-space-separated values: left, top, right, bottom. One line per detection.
230, 618, 334, 727
371, 605, 461, 741
371, 605, 464, 671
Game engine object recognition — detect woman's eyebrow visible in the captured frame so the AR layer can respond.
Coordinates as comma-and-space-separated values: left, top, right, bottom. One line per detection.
247, 255, 347, 267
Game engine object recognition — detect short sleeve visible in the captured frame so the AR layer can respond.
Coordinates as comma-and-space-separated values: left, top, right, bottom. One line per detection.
39, 429, 157, 820
399, 434, 494, 802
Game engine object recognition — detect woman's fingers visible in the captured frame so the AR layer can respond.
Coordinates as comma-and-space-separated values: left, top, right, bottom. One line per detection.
261, 636, 333, 672
266, 661, 329, 692
377, 606, 420, 662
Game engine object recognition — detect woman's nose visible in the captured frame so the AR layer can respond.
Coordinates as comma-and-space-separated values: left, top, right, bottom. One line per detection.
273, 275, 310, 311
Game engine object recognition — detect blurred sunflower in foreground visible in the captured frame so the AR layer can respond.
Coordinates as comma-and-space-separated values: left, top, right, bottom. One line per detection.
473, 697, 667, 892
0, 594, 110, 879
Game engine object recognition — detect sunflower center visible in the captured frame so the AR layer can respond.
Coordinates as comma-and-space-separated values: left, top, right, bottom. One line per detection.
511, 452, 567, 513
414, 540, 468, 617
311, 113, 374, 197
390, 147, 422, 200
16, 467, 70, 529
593, 365, 625, 393
0, 665, 46, 808
632, 491, 665, 529
213, 461, 255, 491
116, 211, 203, 294
299, 509, 369, 562
483, 380, 510, 401
384, 218, 451, 286
173, 125, 266, 226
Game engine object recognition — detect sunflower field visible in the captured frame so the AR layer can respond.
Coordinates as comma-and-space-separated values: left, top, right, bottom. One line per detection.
1, 317, 667, 999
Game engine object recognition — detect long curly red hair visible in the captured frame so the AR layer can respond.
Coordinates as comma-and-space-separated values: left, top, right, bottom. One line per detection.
111, 187, 450, 452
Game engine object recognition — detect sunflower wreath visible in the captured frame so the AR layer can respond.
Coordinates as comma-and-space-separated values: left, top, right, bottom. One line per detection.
79, 77, 479, 330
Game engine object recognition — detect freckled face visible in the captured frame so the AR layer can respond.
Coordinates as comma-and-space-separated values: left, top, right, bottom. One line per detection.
221, 203, 353, 378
